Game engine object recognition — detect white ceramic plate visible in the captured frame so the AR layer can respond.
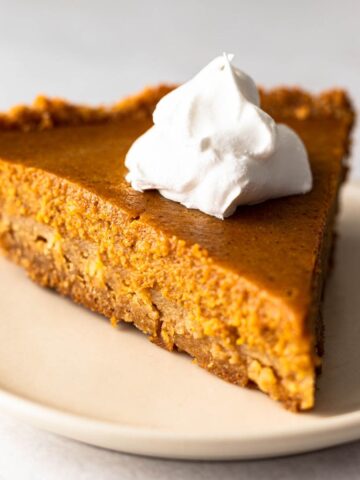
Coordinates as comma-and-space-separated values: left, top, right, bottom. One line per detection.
0, 182, 359, 460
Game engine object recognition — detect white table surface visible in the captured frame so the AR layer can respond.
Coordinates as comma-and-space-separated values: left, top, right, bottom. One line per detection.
0, 0, 359, 478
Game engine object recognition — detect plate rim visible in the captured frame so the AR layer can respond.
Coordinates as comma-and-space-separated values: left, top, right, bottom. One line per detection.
2, 386, 360, 460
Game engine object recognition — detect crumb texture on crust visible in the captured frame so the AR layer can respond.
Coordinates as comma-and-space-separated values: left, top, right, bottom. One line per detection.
0, 85, 174, 131
0, 85, 355, 132
259, 87, 355, 122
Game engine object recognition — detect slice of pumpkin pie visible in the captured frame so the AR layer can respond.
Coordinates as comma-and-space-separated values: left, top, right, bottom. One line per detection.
0, 65, 354, 410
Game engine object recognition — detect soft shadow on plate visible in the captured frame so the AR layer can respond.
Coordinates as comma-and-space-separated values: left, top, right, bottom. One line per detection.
315, 183, 360, 415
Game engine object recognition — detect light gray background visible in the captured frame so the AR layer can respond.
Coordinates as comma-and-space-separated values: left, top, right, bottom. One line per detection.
0, 0, 359, 478
0, 0, 359, 179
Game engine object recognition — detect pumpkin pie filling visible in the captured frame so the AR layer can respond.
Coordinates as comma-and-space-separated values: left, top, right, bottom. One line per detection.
0, 85, 354, 411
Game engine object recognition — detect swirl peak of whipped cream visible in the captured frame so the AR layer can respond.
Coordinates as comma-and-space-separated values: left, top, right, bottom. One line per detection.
125, 54, 313, 219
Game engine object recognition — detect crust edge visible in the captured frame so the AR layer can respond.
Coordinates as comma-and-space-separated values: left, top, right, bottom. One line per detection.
0, 84, 355, 132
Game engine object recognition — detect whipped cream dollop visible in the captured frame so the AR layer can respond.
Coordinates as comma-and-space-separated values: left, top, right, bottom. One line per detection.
125, 54, 312, 219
